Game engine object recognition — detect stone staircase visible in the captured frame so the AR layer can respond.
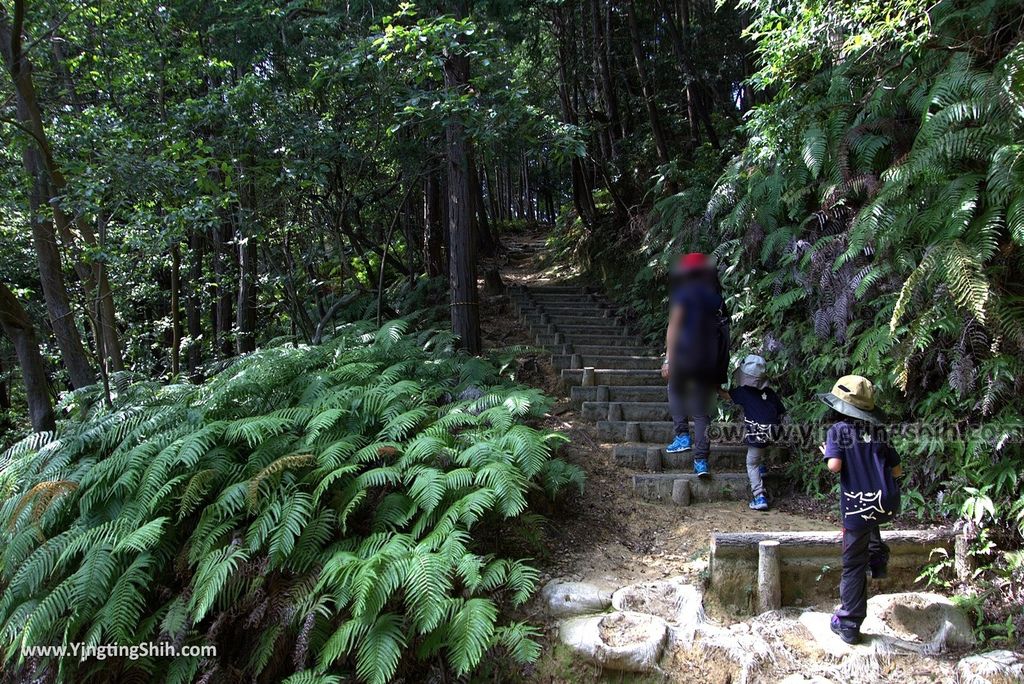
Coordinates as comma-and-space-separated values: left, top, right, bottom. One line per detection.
509, 283, 776, 507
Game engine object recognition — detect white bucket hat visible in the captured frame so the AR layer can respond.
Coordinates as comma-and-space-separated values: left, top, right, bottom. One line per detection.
733, 354, 768, 390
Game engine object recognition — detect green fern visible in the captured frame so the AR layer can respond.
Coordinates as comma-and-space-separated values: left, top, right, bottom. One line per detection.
0, 319, 583, 683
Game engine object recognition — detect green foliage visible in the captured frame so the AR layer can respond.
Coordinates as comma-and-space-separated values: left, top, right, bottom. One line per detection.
0, 320, 583, 682
637, 0, 1024, 553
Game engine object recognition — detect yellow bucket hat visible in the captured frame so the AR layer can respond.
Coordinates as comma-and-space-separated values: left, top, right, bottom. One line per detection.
817, 375, 881, 424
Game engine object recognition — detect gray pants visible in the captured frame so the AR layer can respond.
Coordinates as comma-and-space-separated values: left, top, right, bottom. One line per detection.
667, 375, 713, 459
746, 446, 766, 498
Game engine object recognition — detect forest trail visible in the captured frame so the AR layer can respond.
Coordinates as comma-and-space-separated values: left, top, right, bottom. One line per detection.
482, 231, 983, 683
487, 230, 836, 589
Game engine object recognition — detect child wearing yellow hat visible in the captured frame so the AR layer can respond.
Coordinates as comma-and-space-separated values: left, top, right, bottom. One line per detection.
818, 375, 903, 645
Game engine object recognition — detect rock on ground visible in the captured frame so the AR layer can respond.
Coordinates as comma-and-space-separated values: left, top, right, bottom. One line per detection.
863, 592, 976, 653
549, 580, 977, 683
558, 610, 669, 672
957, 650, 1024, 684
611, 576, 705, 644
541, 580, 613, 618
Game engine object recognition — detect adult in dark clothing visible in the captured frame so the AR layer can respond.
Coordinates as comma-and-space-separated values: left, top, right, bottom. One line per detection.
661, 253, 729, 477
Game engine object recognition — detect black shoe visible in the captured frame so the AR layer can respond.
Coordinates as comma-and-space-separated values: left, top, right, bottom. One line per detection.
870, 565, 888, 580
830, 616, 862, 645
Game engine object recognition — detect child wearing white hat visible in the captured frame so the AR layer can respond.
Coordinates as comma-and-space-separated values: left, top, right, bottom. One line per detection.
718, 354, 786, 511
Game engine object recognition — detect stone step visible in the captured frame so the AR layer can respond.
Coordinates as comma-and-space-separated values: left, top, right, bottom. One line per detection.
613, 443, 750, 470
563, 344, 655, 357
512, 288, 595, 298
517, 296, 610, 306
570, 385, 667, 407
580, 400, 671, 422
561, 368, 665, 388
512, 297, 610, 310
517, 306, 613, 320
512, 299, 610, 311
531, 323, 631, 337
513, 298, 608, 309
552, 354, 663, 371
523, 313, 620, 327
537, 334, 645, 348
601, 421, 754, 445
516, 285, 586, 294
632, 472, 776, 505
597, 420, 678, 443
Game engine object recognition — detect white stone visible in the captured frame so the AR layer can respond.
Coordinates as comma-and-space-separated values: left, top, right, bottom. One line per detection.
557, 610, 668, 672
610, 576, 705, 642
957, 650, 1024, 684
541, 580, 612, 618
863, 592, 975, 653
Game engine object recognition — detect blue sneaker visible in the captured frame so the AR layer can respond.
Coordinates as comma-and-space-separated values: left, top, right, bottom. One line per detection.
666, 434, 692, 453
694, 458, 710, 478
749, 494, 769, 511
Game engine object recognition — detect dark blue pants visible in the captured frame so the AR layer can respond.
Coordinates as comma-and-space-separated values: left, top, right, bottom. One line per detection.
835, 525, 890, 630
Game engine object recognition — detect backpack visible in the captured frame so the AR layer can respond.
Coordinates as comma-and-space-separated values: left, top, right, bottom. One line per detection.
672, 283, 730, 384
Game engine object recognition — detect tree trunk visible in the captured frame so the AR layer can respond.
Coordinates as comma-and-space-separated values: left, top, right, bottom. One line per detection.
553, 7, 597, 224
93, 212, 123, 377
0, 281, 55, 431
423, 173, 444, 277
235, 232, 257, 355
627, 0, 672, 166
2, 13, 94, 389
212, 223, 235, 357
1, 6, 124, 373
186, 229, 204, 378
591, 0, 620, 157
0, 355, 11, 412
660, 0, 720, 149
468, 148, 497, 258
444, 42, 481, 355
25, 155, 95, 388
170, 242, 181, 376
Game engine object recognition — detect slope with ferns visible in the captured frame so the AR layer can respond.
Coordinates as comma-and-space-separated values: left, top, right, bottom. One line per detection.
0, 320, 583, 683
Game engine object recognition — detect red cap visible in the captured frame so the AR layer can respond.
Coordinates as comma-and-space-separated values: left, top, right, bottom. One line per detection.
678, 252, 711, 272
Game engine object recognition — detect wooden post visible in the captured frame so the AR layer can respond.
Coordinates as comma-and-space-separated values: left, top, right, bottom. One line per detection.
757, 540, 781, 612
955, 534, 975, 583
570, 353, 582, 369
581, 367, 596, 387
608, 402, 624, 421
671, 479, 691, 505
596, 385, 609, 402
645, 446, 663, 472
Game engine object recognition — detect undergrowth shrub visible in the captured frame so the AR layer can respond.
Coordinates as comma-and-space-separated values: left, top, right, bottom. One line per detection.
0, 319, 584, 683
